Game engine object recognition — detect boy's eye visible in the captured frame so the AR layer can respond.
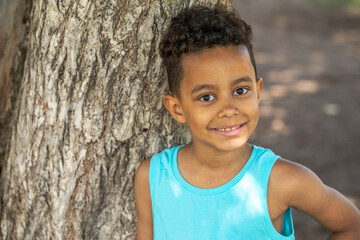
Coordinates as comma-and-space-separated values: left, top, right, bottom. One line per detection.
199, 94, 215, 102
234, 88, 248, 96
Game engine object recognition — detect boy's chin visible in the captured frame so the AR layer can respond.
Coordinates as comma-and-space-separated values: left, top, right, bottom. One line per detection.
216, 143, 249, 152
198, 139, 250, 153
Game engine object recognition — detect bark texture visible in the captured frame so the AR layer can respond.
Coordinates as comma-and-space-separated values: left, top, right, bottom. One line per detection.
0, 0, 231, 239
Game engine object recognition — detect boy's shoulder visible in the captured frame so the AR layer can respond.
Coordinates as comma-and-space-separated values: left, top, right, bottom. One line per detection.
271, 157, 313, 189
135, 157, 151, 190
135, 145, 182, 179
136, 157, 151, 174
269, 156, 328, 210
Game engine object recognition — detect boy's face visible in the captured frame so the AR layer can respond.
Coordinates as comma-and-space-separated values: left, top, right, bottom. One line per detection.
164, 45, 263, 152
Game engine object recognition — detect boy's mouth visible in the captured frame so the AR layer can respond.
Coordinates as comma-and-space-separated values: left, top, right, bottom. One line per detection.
216, 126, 241, 132
210, 123, 246, 136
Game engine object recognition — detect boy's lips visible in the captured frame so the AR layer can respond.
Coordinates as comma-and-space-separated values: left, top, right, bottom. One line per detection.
210, 123, 246, 137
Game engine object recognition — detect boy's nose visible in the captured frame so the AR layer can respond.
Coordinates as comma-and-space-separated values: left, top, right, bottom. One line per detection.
217, 101, 239, 118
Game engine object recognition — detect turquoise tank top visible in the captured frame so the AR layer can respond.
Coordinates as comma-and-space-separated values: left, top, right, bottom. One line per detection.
149, 145, 295, 240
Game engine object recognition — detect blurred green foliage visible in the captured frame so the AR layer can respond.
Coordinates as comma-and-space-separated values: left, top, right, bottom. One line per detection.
310, 0, 360, 13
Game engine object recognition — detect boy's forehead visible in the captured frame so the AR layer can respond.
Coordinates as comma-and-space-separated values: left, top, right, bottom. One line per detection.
180, 45, 254, 79
182, 45, 250, 63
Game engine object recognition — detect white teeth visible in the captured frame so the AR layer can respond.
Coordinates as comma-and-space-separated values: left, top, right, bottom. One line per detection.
218, 126, 239, 131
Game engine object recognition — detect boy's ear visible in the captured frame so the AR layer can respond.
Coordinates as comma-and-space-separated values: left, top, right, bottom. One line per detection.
163, 95, 186, 123
256, 77, 263, 101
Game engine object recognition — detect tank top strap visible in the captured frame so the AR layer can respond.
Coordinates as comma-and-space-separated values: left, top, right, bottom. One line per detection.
149, 145, 182, 205
250, 145, 295, 238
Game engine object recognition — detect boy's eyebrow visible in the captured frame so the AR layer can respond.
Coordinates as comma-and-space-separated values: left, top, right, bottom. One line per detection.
232, 76, 253, 86
191, 84, 217, 95
191, 76, 253, 95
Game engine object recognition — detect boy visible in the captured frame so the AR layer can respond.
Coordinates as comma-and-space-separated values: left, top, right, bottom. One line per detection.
135, 5, 360, 240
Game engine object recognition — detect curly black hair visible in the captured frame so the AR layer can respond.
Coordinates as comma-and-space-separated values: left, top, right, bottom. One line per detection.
159, 4, 257, 98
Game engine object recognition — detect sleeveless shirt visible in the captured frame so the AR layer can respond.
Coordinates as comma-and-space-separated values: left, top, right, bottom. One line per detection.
149, 145, 295, 240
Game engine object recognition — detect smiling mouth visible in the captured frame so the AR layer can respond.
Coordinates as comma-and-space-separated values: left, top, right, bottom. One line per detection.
216, 125, 242, 132
209, 123, 246, 137
212, 123, 245, 132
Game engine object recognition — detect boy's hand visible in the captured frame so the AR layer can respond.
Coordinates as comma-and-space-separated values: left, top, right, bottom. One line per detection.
272, 159, 360, 239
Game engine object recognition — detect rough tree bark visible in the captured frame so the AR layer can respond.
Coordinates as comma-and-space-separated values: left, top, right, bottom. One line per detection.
0, 0, 231, 239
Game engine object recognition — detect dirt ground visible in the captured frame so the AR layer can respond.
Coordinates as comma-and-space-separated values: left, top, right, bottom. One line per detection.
234, 0, 360, 238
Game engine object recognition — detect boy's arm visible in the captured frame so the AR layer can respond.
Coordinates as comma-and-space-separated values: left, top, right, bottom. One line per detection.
275, 159, 360, 239
134, 158, 153, 240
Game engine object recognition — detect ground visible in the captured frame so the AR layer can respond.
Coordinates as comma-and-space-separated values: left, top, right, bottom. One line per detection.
234, 0, 360, 239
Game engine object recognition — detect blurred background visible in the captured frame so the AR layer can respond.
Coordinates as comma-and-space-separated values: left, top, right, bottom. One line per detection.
233, 0, 360, 238
0, 0, 358, 238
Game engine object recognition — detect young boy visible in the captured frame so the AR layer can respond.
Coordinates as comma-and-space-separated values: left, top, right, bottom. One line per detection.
135, 5, 360, 240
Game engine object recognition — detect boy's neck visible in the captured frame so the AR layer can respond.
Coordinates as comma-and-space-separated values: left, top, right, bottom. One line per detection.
177, 142, 252, 189
181, 142, 253, 171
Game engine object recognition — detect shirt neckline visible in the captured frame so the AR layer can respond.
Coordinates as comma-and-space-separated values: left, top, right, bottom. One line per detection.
171, 145, 258, 196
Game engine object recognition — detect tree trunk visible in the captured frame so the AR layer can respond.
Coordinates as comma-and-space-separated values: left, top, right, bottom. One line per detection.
0, 0, 231, 239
